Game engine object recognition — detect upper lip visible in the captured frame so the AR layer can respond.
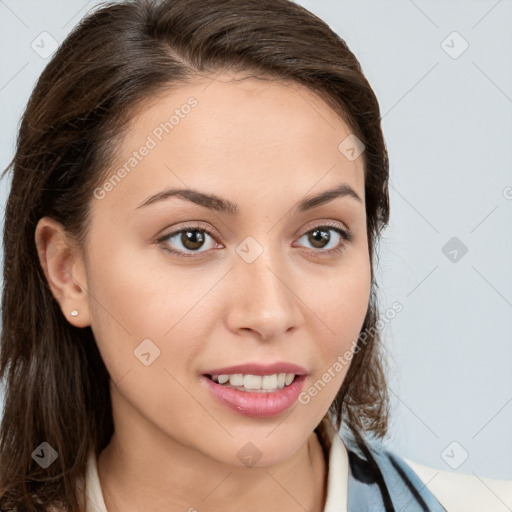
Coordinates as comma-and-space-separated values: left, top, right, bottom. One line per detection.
203, 362, 308, 376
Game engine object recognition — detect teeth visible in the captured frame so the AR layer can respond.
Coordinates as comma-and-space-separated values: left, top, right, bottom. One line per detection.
229, 374, 244, 386
243, 374, 261, 390
262, 374, 277, 390
210, 373, 297, 392
284, 373, 295, 386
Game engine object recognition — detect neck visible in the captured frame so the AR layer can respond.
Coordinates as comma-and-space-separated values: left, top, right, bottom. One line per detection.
97, 399, 328, 512
98, 432, 327, 512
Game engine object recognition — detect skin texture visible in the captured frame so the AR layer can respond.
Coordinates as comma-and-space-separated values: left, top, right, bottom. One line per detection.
35, 73, 370, 512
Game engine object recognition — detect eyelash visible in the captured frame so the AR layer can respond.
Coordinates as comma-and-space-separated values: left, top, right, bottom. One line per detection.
156, 222, 353, 259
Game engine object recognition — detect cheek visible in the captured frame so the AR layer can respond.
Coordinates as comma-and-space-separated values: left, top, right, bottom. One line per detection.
300, 251, 371, 408
84, 237, 221, 383
307, 251, 371, 348
85, 247, 219, 431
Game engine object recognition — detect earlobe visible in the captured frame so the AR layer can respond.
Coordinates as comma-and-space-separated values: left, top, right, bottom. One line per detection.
34, 216, 91, 328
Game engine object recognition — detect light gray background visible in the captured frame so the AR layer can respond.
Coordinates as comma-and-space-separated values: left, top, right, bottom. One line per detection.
1, 0, 511, 484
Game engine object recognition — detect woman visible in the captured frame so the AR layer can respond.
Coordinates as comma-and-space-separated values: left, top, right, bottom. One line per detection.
0, 0, 510, 511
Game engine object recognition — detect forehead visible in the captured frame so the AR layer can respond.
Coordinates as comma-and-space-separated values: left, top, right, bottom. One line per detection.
125, 74, 358, 148
95, 73, 365, 213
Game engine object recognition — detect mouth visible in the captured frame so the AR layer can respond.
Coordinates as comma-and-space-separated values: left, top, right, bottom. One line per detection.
200, 363, 308, 418
204, 372, 299, 393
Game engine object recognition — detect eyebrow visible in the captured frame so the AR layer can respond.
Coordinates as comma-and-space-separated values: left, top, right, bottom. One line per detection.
134, 182, 362, 214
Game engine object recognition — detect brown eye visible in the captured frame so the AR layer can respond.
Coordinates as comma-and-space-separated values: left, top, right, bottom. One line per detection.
307, 228, 331, 249
295, 225, 352, 255
179, 230, 206, 250
158, 226, 218, 258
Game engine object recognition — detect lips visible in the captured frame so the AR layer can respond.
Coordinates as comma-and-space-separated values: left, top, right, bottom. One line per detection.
201, 374, 307, 418
202, 362, 308, 377
200, 361, 308, 418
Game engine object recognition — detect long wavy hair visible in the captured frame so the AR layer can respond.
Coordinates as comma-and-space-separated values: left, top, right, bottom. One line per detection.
0, 0, 390, 510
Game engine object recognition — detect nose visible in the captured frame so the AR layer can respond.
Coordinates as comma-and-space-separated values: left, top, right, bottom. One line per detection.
225, 245, 304, 341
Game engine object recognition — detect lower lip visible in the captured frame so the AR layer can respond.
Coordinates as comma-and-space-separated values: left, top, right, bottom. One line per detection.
201, 375, 307, 418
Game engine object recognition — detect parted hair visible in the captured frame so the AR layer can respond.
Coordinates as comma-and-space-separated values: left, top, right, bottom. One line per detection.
0, 0, 390, 510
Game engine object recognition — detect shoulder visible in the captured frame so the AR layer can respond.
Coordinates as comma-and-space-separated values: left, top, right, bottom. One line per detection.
403, 457, 512, 512
339, 427, 512, 512
339, 430, 448, 511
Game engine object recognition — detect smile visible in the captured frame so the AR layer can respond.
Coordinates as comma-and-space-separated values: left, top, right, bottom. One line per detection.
201, 374, 307, 418
207, 372, 297, 392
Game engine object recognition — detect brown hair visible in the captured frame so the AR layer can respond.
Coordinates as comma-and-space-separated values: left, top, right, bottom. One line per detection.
0, 0, 390, 510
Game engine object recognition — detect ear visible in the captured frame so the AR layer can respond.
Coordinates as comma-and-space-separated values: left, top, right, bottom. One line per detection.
34, 216, 91, 328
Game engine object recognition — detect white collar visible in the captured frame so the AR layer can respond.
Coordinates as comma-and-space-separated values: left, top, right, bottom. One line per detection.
81, 418, 349, 512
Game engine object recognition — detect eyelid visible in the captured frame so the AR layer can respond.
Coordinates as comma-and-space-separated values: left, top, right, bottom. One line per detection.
155, 222, 222, 259
156, 220, 221, 242
292, 221, 353, 255
295, 219, 351, 240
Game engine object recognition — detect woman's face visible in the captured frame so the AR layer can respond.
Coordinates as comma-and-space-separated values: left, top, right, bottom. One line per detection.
79, 73, 370, 466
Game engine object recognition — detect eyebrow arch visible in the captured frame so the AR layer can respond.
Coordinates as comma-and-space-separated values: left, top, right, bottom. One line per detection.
134, 183, 362, 214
